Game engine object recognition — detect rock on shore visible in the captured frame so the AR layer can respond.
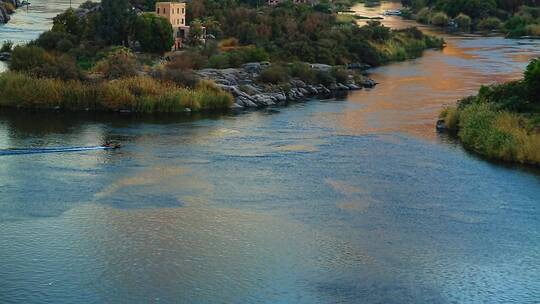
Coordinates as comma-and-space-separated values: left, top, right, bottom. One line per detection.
0, 0, 21, 24
195, 63, 378, 109
0, 5, 10, 24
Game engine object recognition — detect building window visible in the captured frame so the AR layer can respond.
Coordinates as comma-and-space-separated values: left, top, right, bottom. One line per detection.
182, 8, 185, 14
177, 8, 179, 14
163, 8, 166, 14
181, 18, 184, 25
157, 7, 160, 13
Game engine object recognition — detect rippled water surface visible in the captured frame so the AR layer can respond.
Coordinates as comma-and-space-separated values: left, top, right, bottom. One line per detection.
1, 1, 540, 304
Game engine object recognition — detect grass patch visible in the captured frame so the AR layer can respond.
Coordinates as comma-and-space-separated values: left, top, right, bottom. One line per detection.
0, 72, 233, 113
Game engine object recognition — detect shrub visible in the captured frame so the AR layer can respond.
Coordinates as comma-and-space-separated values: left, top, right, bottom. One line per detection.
477, 17, 502, 31
219, 38, 240, 51
208, 53, 230, 69
416, 8, 431, 24
238, 46, 270, 63
524, 58, 540, 100
207, 47, 270, 69
167, 51, 208, 70
258, 65, 289, 84
0, 40, 13, 53
289, 62, 317, 84
315, 70, 336, 87
93, 48, 139, 79
133, 13, 174, 54
10, 45, 82, 80
35, 30, 78, 51
430, 12, 449, 27
35, 55, 82, 80
9, 45, 48, 73
440, 106, 459, 132
152, 67, 200, 88
332, 68, 349, 84
504, 16, 529, 37
365, 21, 391, 41
52, 8, 83, 38
525, 24, 540, 36
455, 13, 472, 31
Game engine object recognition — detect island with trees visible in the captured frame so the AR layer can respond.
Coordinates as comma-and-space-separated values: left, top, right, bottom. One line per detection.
401, 0, 540, 38
0, 0, 444, 113
439, 58, 540, 166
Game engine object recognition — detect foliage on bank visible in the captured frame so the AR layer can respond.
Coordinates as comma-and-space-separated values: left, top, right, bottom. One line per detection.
440, 58, 540, 166
402, 0, 540, 37
184, 1, 443, 67
0, 72, 233, 112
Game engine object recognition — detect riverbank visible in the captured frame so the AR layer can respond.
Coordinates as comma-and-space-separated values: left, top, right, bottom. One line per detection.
400, 1, 540, 38
439, 58, 540, 166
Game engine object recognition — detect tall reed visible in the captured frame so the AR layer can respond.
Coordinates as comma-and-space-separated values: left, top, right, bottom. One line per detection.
0, 72, 233, 112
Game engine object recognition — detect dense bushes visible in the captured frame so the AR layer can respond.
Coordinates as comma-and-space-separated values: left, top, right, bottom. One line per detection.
524, 58, 540, 98
258, 65, 290, 84
186, 2, 442, 67
9, 45, 81, 80
152, 67, 201, 88
369, 27, 444, 64
93, 48, 139, 79
404, 1, 540, 36
477, 17, 502, 31
0, 72, 233, 112
447, 103, 540, 165
0, 40, 13, 53
431, 12, 449, 26
207, 46, 270, 69
133, 13, 174, 54
440, 58, 540, 166
455, 13, 472, 30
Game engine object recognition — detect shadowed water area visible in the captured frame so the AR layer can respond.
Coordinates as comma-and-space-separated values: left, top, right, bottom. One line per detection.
1, 1, 540, 303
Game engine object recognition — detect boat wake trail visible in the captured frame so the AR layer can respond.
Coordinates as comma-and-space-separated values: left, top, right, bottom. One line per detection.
0, 146, 114, 156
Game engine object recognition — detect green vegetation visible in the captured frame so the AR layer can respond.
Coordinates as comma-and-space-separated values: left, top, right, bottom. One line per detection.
402, 0, 540, 37
0, 72, 233, 112
133, 13, 174, 54
0, 40, 13, 53
440, 58, 540, 166
185, 1, 443, 67
455, 13, 472, 30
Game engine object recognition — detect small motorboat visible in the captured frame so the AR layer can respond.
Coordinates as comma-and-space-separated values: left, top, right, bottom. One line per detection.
104, 141, 121, 149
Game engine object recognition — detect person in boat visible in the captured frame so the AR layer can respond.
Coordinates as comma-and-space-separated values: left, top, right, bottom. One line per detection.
104, 141, 121, 149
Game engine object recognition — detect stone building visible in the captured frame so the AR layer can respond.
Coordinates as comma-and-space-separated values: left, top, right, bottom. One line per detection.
155, 2, 189, 50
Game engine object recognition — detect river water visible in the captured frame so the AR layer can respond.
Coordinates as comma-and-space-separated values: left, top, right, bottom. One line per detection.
1, 2, 540, 304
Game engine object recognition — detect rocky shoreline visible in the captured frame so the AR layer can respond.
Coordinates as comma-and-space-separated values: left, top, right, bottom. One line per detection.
0, 0, 21, 24
196, 64, 377, 109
